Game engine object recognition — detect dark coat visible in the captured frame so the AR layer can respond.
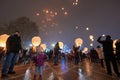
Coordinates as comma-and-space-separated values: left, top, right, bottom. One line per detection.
97, 37, 114, 57
6, 34, 22, 53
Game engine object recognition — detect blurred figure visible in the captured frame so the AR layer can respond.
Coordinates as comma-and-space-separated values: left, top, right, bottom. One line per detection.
2, 31, 22, 77
96, 45, 104, 68
90, 48, 98, 63
53, 42, 60, 65
48, 49, 53, 61
79, 50, 83, 61
73, 45, 80, 65
115, 39, 120, 64
33, 46, 47, 80
97, 35, 120, 77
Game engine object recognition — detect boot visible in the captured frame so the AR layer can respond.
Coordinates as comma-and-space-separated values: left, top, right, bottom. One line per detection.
39, 75, 42, 80
33, 75, 37, 80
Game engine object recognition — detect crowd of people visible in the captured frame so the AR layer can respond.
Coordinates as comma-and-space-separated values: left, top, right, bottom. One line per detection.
0, 31, 120, 79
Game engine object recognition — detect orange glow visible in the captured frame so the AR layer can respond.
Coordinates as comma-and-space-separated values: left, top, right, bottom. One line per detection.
75, 38, 83, 47
32, 36, 41, 47
0, 34, 9, 48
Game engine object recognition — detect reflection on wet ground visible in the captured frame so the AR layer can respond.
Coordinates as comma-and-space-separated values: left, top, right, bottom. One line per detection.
0, 59, 120, 80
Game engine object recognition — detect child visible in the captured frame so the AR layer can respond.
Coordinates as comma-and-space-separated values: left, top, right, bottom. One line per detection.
33, 46, 47, 80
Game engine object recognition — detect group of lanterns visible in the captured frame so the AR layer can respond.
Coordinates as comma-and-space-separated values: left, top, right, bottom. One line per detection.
0, 33, 84, 53
32, 36, 46, 52
32, 36, 84, 52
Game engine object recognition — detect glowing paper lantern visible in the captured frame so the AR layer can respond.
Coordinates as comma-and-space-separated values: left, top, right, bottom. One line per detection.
75, 38, 83, 47
32, 36, 41, 46
82, 47, 88, 53
0, 34, 9, 47
58, 41, 64, 49
84, 47, 88, 52
89, 35, 94, 40
113, 39, 118, 49
90, 43, 93, 47
40, 44, 46, 51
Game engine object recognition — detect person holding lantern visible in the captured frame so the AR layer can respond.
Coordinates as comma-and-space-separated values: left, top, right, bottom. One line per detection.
97, 35, 120, 77
2, 31, 22, 77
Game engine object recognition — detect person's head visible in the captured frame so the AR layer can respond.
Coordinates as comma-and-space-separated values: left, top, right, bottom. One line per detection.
106, 35, 111, 40
97, 45, 100, 48
14, 31, 20, 37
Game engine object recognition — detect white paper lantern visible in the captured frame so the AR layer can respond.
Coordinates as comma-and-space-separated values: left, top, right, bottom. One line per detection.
75, 38, 83, 47
58, 41, 64, 49
32, 36, 41, 46
89, 35, 94, 40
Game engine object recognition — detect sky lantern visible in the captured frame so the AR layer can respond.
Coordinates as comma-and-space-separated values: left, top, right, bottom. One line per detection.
32, 36, 41, 47
113, 39, 118, 49
90, 43, 93, 47
82, 47, 88, 53
89, 35, 94, 40
58, 41, 64, 49
86, 27, 89, 31
84, 47, 88, 52
0, 34, 9, 48
40, 44, 46, 52
75, 38, 83, 47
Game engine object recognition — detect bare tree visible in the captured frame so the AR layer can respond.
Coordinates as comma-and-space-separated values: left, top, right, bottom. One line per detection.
3, 17, 40, 47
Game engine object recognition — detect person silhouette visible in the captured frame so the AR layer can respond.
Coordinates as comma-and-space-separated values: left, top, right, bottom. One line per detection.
2, 31, 22, 77
97, 35, 120, 77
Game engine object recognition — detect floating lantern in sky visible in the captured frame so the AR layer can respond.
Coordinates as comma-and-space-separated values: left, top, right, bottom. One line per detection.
89, 35, 94, 40
58, 41, 64, 49
61, 7, 65, 10
86, 27, 89, 31
36, 13, 40, 16
54, 12, 57, 15
64, 11, 68, 15
91, 38, 94, 42
90, 43, 93, 47
76, 0, 79, 2
102, 34, 105, 37
0, 34, 9, 48
73, 0, 79, 6
46, 10, 49, 13
40, 44, 46, 52
75, 38, 83, 47
32, 36, 41, 47
75, 26, 78, 29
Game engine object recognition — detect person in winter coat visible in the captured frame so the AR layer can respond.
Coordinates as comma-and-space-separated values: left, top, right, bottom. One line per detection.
33, 46, 47, 80
2, 31, 22, 77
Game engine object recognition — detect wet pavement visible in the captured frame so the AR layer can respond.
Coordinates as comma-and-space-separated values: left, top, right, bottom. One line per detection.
0, 59, 120, 80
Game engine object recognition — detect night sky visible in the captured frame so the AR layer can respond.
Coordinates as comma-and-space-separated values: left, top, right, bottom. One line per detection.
0, 0, 120, 49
